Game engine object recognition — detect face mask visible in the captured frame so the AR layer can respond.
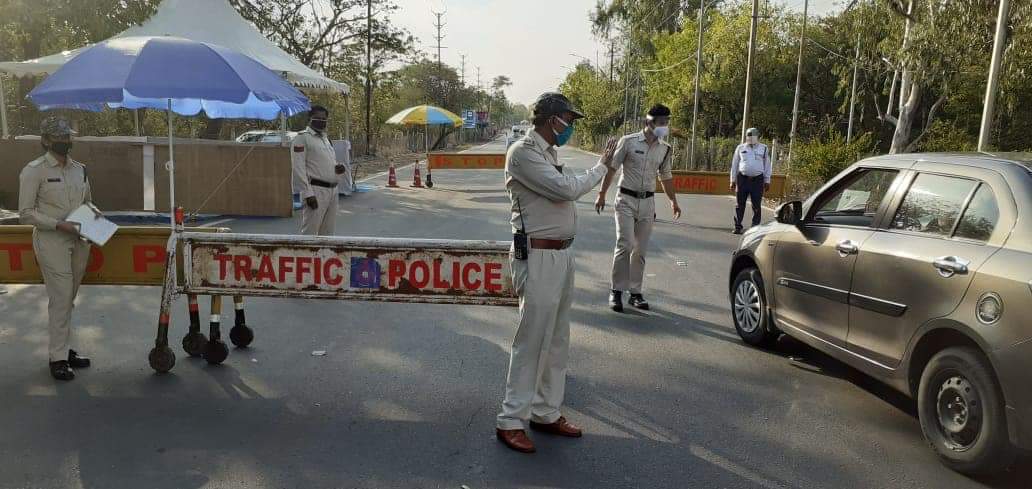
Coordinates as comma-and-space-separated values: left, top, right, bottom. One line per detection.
653, 126, 670, 139
746, 134, 758, 145
553, 117, 574, 147
49, 142, 73, 156
310, 119, 328, 132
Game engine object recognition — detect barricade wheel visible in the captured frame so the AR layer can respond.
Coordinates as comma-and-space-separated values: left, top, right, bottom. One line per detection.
203, 339, 230, 365
182, 331, 208, 357
230, 325, 254, 348
149, 346, 176, 373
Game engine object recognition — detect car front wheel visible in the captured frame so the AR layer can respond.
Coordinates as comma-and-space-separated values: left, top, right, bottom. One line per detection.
917, 346, 1015, 475
731, 268, 778, 347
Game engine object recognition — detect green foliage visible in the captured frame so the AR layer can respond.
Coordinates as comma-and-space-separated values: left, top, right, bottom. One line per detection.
792, 129, 876, 186
560, 62, 623, 148
916, 120, 977, 152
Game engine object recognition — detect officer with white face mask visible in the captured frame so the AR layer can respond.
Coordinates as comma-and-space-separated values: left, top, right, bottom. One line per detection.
729, 127, 771, 234
595, 104, 681, 312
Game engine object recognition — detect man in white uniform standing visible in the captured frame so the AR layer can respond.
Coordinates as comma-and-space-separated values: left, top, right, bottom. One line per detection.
495, 92, 618, 454
729, 127, 771, 234
596, 104, 682, 312
291, 105, 345, 235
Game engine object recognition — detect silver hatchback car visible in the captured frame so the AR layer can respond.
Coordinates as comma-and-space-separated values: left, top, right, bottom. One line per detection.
729, 153, 1031, 475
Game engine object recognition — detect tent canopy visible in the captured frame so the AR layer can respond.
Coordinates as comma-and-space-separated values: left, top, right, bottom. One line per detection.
0, 0, 347, 94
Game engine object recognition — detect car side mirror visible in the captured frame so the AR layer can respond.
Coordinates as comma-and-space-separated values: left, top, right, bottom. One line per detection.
776, 201, 803, 225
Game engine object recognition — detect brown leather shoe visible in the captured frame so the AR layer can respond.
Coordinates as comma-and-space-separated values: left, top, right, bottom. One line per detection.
496, 429, 536, 453
529, 416, 583, 438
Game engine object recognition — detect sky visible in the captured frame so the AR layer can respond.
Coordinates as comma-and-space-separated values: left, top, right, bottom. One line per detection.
391, 0, 845, 107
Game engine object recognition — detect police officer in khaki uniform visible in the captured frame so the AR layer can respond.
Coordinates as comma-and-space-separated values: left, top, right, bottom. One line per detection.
19, 116, 93, 380
291, 105, 345, 235
495, 92, 618, 454
595, 104, 681, 312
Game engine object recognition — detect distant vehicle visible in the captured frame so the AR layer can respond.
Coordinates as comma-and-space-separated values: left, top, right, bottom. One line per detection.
729, 152, 1032, 475
235, 130, 298, 144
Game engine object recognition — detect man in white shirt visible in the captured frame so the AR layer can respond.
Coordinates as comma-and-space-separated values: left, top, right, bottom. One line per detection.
729, 127, 771, 234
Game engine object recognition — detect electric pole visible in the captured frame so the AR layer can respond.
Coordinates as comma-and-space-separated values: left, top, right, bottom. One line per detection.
978, 0, 1011, 152
690, 0, 706, 168
846, 29, 861, 143
365, 0, 373, 156
608, 40, 615, 83
459, 54, 467, 86
741, 0, 760, 142
432, 9, 447, 105
788, 0, 809, 166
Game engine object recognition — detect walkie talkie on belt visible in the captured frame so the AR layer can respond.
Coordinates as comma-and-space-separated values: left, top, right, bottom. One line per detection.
513, 197, 528, 260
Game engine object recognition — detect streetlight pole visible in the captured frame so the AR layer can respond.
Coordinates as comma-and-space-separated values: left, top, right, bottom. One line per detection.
788, 0, 809, 168
690, 0, 706, 169
741, 0, 760, 142
978, 0, 1011, 152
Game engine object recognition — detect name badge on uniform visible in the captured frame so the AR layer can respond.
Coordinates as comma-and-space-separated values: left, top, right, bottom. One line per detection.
293, 146, 305, 153
47, 177, 62, 183
634, 150, 645, 155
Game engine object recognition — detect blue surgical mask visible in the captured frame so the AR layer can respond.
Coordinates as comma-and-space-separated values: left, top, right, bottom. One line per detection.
553, 117, 574, 147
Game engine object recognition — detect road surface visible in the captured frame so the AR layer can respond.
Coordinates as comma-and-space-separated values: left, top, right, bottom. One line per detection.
0, 138, 1027, 489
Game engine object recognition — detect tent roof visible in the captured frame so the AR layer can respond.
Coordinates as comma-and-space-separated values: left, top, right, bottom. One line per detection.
0, 0, 348, 94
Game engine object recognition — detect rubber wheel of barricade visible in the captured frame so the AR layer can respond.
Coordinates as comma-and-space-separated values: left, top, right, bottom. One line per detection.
182, 331, 208, 357
203, 339, 230, 365
229, 325, 254, 348
149, 346, 176, 373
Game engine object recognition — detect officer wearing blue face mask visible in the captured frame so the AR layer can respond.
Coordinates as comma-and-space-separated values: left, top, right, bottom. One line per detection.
495, 92, 618, 454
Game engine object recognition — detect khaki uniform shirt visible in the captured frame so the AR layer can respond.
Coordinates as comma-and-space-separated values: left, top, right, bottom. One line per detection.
505, 129, 608, 240
19, 153, 91, 231
612, 130, 673, 192
291, 127, 339, 199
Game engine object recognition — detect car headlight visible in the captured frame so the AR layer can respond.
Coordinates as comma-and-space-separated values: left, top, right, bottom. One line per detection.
976, 292, 1003, 325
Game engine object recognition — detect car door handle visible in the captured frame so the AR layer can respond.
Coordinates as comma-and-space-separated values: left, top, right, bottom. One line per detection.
933, 256, 970, 278
835, 240, 859, 256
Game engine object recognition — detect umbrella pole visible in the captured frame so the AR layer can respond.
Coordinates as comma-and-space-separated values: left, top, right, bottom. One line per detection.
167, 99, 176, 229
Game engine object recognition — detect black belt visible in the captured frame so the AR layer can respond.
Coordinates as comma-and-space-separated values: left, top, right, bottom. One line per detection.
310, 178, 337, 188
619, 187, 654, 199
530, 238, 574, 250
738, 173, 764, 180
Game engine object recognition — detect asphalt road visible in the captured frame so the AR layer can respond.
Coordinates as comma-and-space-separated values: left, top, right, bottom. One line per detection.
0, 137, 1028, 489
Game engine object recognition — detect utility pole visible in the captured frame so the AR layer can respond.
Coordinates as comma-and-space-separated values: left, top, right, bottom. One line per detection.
365, 0, 373, 156
459, 54, 467, 86
741, 0, 760, 142
788, 0, 809, 166
978, 0, 1011, 152
690, 0, 706, 168
608, 40, 615, 83
432, 9, 447, 105
846, 29, 861, 143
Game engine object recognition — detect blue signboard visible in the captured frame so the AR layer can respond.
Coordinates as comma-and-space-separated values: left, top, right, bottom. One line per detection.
462, 109, 476, 129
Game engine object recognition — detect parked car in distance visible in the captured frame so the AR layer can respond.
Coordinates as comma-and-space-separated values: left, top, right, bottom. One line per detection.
235, 130, 297, 144
729, 152, 1032, 475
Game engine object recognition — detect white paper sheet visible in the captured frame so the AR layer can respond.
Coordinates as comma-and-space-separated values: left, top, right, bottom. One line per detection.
66, 204, 118, 246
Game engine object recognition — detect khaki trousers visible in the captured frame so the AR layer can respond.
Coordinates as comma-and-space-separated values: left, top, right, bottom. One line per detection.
497, 247, 574, 430
33, 231, 90, 362
611, 194, 655, 294
300, 186, 338, 236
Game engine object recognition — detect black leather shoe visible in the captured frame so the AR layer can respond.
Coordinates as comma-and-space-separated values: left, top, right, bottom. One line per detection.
50, 361, 74, 381
609, 290, 623, 312
68, 350, 91, 368
629, 294, 650, 310
732, 227, 744, 235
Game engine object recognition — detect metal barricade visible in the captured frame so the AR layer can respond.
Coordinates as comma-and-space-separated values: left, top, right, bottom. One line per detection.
148, 223, 515, 373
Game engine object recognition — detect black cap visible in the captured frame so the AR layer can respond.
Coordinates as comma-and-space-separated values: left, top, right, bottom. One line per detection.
532, 92, 585, 119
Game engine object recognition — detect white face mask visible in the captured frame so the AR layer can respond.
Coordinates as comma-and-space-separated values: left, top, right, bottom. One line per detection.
746, 135, 759, 145
653, 126, 670, 139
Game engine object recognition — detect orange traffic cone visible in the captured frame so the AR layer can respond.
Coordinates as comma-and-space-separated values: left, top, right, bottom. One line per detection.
411, 161, 424, 188
387, 163, 398, 188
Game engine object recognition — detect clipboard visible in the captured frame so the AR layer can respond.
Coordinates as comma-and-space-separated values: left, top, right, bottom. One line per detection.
66, 203, 118, 246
